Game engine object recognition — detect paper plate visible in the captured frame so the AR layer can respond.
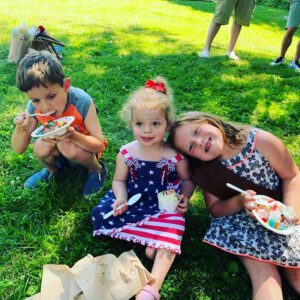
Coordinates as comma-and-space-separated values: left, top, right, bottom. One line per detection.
252, 195, 296, 235
31, 116, 75, 139
252, 210, 295, 235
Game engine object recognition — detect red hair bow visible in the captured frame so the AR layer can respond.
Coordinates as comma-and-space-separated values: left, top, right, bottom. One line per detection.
144, 80, 166, 94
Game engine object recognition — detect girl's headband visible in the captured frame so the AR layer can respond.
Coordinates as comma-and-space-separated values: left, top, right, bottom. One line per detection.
144, 79, 166, 94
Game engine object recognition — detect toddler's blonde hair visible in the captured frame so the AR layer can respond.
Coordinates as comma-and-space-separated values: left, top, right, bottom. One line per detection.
121, 76, 174, 126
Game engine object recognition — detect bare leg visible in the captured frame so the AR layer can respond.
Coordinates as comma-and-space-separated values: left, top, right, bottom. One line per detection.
293, 39, 300, 62
239, 257, 282, 300
145, 247, 156, 261
199, 21, 221, 57
150, 249, 176, 291
203, 21, 221, 51
33, 139, 60, 173
280, 27, 297, 58
57, 139, 101, 171
227, 21, 242, 53
281, 268, 300, 294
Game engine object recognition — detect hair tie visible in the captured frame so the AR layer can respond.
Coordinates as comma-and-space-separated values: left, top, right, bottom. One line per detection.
144, 79, 166, 94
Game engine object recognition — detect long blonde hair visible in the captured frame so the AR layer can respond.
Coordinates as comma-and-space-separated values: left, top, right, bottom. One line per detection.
120, 76, 174, 126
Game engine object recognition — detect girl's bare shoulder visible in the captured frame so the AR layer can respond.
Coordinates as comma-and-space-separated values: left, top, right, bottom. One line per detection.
163, 140, 179, 159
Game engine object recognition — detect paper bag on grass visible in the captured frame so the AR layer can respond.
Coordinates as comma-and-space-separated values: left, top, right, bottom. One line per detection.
25, 250, 154, 300
8, 22, 35, 63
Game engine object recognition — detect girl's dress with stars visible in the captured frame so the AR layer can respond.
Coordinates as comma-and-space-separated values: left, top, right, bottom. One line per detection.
91, 147, 185, 254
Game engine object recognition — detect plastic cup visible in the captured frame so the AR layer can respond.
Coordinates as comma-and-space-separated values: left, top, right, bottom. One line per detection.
157, 190, 179, 212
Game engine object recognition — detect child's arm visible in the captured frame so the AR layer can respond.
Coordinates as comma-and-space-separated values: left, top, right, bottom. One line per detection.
11, 113, 37, 153
256, 129, 300, 220
203, 191, 247, 217
56, 102, 106, 153
112, 152, 129, 216
176, 158, 195, 213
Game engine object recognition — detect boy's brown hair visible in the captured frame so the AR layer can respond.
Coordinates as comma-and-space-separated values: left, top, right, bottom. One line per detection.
16, 50, 65, 92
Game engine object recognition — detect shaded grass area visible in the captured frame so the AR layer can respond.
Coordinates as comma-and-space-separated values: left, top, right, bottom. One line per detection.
0, 0, 299, 299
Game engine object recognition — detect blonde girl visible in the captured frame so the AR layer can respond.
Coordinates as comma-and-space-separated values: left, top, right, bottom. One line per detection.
91, 77, 194, 300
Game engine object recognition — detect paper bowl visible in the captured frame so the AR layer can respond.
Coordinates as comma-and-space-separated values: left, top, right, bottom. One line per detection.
157, 190, 179, 212
252, 195, 296, 235
31, 116, 75, 139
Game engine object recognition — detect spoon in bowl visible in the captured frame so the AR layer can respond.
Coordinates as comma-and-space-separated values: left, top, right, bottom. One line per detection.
103, 193, 142, 219
14, 110, 56, 121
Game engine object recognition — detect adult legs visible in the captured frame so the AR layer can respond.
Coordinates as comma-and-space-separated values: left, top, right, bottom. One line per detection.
239, 256, 283, 300
199, 21, 221, 57
227, 21, 242, 54
293, 39, 300, 62
280, 27, 297, 58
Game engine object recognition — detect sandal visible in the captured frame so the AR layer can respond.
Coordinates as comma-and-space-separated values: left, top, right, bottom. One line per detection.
135, 284, 161, 300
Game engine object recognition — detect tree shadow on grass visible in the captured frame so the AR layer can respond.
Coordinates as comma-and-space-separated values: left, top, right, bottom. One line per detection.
1, 22, 299, 299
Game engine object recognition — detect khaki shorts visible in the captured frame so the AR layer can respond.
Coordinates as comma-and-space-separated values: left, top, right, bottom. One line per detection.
286, 1, 300, 28
212, 0, 256, 26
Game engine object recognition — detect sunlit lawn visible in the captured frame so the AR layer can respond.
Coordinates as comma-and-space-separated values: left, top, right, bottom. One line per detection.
0, 1, 299, 299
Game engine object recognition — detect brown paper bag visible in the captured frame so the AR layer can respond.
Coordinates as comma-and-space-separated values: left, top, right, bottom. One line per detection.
8, 37, 32, 63
25, 250, 154, 300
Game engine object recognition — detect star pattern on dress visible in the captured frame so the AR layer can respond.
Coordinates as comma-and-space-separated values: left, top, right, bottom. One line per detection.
148, 180, 154, 185
149, 170, 154, 175
134, 184, 138, 189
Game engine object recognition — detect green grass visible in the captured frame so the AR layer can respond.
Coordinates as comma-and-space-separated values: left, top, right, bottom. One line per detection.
0, 1, 299, 299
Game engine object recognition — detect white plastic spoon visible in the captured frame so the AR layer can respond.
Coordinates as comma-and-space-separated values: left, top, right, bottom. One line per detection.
103, 193, 142, 219
14, 110, 56, 121
226, 183, 272, 206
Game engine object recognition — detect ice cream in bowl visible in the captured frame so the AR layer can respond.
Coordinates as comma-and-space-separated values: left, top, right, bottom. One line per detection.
31, 116, 75, 139
157, 189, 180, 212
252, 195, 297, 235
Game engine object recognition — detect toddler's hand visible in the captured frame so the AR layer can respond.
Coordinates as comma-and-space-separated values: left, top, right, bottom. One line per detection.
176, 194, 189, 214
112, 198, 127, 216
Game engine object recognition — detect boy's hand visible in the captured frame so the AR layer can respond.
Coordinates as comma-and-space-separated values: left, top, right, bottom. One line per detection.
112, 198, 127, 216
176, 194, 189, 214
14, 113, 34, 131
41, 126, 75, 144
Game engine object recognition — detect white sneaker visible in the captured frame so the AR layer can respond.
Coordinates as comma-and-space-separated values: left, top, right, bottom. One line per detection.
288, 61, 300, 72
199, 49, 210, 58
226, 51, 239, 60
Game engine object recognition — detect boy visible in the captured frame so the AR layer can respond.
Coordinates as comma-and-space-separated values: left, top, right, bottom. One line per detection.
12, 50, 108, 197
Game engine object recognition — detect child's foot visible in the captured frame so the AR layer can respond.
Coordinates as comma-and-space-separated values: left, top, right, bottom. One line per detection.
198, 48, 210, 58
24, 168, 55, 190
82, 161, 108, 198
225, 51, 239, 60
288, 61, 300, 72
145, 247, 156, 261
136, 285, 160, 300
270, 56, 285, 66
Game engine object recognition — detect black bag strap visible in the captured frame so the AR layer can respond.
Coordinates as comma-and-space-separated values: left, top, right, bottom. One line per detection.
191, 158, 282, 200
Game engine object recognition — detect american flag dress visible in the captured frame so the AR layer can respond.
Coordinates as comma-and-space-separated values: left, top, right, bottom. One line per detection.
91, 147, 185, 254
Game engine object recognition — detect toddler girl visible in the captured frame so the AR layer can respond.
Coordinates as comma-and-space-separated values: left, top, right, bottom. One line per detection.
168, 111, 300, 299
91, 77, 195, 300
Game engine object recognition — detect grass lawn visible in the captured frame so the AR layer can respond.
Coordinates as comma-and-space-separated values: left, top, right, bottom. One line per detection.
0, 0, 299, 299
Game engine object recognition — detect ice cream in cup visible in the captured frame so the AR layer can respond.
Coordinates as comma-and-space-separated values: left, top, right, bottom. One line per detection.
157, 189, 179, 212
